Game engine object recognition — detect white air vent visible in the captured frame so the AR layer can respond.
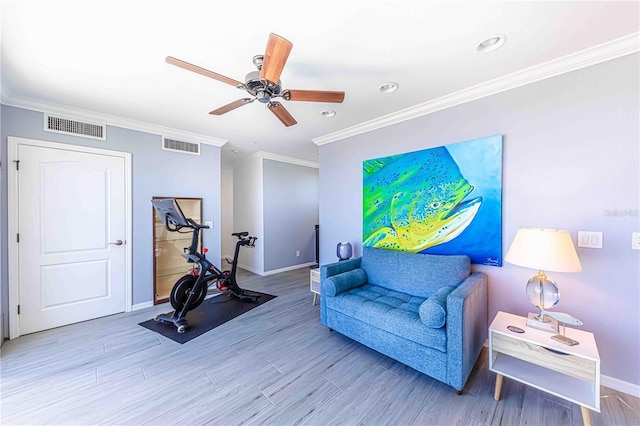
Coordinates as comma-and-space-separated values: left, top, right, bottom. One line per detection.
163, 138, 200, 155
44, 114, 106, 140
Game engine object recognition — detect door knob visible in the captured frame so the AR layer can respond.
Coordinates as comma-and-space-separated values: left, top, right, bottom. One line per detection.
109, 240, 124, 246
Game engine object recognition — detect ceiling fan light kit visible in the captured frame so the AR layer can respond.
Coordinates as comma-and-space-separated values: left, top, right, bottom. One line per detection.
167, 33, 345, 127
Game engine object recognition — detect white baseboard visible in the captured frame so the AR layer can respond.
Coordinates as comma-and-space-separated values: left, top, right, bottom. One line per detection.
601, 374, 640, 398
263, 262, 316, 276
131, 301, 154, 311
237, 264, 263, 276
237, 262, 316, 277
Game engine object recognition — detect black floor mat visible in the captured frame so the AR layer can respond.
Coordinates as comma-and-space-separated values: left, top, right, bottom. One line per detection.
139, 291, 276, 344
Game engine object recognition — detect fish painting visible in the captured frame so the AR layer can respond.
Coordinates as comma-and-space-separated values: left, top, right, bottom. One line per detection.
363, 146, 482, 253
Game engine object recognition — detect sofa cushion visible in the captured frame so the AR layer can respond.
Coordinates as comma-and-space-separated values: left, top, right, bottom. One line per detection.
360, 247, 470, 298
419, 285, 456, 328
323, 268, 368, 296
324, 283, 447, 352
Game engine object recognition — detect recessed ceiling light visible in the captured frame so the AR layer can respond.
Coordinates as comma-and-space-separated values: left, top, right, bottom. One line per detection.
378, 82, 399, 94
320, 110, 336, 118
476, 34, 506, 53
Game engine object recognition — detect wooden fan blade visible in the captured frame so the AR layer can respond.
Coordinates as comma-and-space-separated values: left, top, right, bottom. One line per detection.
260, 33, 293, 84
283, 89, 345, 103
209, 98, 254, 115
268, 102, 297, 127
166, 56, 243, 87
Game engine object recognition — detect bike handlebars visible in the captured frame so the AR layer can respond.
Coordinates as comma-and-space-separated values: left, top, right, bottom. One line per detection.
233, 232, 257, 247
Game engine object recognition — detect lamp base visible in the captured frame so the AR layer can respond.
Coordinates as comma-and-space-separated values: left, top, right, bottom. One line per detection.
526, 312, 559, 333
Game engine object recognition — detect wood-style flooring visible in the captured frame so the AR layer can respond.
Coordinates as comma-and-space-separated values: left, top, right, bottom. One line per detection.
1, 268, 639, 425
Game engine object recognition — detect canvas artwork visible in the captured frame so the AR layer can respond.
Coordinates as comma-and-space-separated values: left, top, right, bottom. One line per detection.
363, 135, 503, 266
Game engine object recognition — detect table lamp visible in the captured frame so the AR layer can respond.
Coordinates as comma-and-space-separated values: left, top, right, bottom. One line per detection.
504, 228, 582, 332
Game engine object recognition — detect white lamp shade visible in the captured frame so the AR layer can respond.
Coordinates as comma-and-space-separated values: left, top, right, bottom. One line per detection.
504, 228, 582, 273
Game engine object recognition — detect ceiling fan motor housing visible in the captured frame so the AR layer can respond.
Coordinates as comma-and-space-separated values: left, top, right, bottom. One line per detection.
244, 69, 282, 103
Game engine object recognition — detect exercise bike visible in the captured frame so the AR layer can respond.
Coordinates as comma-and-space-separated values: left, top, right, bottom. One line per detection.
151, 198, 260, 334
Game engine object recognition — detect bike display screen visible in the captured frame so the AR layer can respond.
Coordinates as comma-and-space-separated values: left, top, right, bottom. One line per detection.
151, 198, 189, 228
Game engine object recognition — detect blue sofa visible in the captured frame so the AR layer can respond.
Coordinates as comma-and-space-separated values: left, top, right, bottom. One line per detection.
320, 246, 488, 392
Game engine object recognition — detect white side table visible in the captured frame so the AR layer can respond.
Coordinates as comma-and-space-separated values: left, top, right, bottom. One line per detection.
310, 269, 320, 305
489, 311, 600, 426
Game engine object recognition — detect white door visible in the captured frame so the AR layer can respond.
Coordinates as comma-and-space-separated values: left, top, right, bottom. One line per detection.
14, 142, 127, 335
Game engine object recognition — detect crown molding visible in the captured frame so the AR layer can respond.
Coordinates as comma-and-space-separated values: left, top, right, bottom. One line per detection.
313, 32, 640, 146
1, 94, 228, 147
251, 151, 319, 168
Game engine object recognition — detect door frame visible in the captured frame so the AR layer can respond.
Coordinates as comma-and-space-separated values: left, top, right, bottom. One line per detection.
7, 136, 133, 339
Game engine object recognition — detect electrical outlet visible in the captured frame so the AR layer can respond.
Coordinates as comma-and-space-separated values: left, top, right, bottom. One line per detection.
296, 250, 301, 257
632, 232, 640, 250
205, 221, 213, 228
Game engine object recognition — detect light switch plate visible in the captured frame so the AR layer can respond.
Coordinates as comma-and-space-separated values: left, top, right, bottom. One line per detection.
633, 232, 640, 250
578, 231, 603, 249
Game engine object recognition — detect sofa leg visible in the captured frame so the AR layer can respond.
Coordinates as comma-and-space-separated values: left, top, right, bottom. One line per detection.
328, 327, 333, 332
455, 389, 462, 396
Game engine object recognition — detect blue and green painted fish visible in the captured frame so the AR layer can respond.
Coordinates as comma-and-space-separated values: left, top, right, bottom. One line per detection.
363, 147, 481, 252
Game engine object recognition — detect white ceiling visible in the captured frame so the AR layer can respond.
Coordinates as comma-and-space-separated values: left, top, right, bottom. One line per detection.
2, 0, 639, 164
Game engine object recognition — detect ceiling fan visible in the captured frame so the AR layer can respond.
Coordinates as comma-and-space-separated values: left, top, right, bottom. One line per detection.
166, 33, 345, 127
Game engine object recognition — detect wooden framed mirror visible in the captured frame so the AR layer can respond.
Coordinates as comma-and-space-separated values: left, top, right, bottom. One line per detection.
152, 197, 202, 304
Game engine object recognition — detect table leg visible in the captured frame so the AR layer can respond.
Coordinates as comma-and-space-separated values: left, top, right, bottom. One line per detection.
312, 293, 318, 306
580, 406, 592, 426
494, 374, 504, 401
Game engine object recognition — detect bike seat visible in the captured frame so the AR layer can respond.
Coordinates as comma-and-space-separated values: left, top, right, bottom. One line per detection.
232, 232, 249, 238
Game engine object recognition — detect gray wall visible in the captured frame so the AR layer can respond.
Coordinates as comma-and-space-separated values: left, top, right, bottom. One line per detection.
263, 159, 318, 271
318, 54, 640, 386
232, 155, 319, 275
1, 106, 222, 316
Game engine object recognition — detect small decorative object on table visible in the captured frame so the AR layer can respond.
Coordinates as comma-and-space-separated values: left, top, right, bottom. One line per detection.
504, 228, 582, 333
336, 242, 352, 261
542, 310, 583, 346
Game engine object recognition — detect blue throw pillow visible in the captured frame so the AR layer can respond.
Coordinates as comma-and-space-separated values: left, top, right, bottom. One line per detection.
323, 268, 368, 296
419, 285, 456, 328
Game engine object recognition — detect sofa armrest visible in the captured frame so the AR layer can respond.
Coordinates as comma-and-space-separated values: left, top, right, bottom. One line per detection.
322, 268, 368, 297
320, 257, 361, 282
320, 257, 362, 326
445, 272, 488, 391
